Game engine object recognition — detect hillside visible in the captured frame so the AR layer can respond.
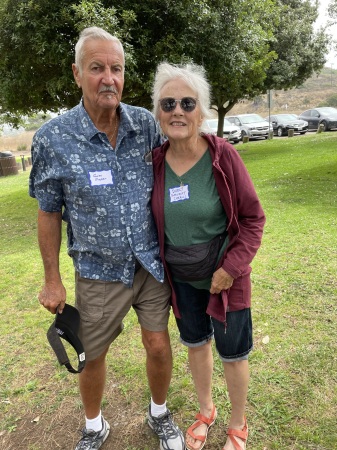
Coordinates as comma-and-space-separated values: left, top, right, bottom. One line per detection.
229, 66, 337, 116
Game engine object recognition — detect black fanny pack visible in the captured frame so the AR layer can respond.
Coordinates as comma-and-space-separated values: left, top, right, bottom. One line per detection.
165, 232, 227, 282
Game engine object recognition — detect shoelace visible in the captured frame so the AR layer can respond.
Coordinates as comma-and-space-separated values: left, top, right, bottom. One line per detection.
83, 430, 98, 438
152, 412, 179, 438
77, 428, 102, 448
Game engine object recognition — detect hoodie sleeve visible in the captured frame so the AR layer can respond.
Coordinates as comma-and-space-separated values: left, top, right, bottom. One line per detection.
214, 142, 266, 279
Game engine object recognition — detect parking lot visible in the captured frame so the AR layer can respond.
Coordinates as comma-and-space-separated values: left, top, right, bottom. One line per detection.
227, 125, 337, 146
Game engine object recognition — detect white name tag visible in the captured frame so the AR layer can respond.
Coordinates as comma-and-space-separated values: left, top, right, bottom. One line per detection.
89, 170, 114, 186
169, 185, 190, 202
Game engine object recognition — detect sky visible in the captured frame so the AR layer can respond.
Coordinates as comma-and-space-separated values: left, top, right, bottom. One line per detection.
315, 0, 337, 67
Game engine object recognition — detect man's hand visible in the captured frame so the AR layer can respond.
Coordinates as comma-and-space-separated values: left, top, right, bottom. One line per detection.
210, 267, 234, 294
38, 281, 66, 314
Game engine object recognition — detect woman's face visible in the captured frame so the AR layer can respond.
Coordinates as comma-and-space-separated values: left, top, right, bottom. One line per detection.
158, 78, 203, 143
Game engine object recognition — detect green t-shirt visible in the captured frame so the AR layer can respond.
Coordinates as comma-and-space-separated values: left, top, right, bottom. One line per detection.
164, 149, 227, 289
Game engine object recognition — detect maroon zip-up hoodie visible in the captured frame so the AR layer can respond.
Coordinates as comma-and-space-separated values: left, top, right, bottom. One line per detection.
151, 133, 266, 324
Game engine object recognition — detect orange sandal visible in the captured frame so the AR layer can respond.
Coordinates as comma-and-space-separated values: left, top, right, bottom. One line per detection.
224, 417, 248, 450
186, 405, 217, 450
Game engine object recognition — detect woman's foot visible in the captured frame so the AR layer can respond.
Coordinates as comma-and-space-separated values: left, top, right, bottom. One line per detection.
222, 417, 248, 450
185, 405, 217, 450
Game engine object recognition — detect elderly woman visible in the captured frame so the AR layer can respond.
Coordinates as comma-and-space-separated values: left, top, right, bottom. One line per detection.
150, 62, 265, 450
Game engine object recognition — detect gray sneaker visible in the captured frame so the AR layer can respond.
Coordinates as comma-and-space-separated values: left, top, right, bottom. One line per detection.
75, 417, 110, 450
147, 406, 185, 450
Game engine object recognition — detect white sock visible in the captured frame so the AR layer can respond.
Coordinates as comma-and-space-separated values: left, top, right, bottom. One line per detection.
85, 412, 102, 432
150, 398, 167, 417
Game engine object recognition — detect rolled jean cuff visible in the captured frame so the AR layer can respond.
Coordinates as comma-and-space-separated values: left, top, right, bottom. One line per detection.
179, 333, 213, 348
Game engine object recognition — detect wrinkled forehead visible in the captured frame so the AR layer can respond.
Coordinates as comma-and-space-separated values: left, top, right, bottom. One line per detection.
82, 39, 125, 65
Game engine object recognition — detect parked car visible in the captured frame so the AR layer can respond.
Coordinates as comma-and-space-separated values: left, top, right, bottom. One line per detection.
298, 107, 337, 131
206, 118, 241, 143
226, 114, 273, 140
265, 114, 308, 137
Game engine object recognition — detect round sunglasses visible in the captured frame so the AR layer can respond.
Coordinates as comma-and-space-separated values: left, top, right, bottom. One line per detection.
159, 97, 198, 113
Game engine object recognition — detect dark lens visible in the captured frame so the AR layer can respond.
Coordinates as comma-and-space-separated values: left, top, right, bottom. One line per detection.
160, 98, 176, 112
181, 97, 197, 112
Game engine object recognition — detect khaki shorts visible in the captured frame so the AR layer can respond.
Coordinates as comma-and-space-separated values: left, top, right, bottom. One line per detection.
75, 267, 171, 361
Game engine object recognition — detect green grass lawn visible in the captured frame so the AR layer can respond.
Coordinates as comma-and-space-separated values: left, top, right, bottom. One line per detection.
0, 132, 336, 449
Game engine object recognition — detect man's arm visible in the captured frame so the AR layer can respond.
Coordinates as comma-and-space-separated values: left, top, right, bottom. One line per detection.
37, 209, 66, 314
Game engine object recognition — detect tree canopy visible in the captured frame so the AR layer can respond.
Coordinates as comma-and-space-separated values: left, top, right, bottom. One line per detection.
328, 0, 337, 22
0, 0, 330, 130
328, 0, 337, 54
264, 0, 329, 90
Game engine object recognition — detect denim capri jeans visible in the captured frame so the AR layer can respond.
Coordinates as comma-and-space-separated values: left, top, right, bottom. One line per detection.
173, 280, 253, 362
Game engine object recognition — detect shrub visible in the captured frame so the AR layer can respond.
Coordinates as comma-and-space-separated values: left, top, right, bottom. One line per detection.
17, 144, 27, 152
318, 94, 337, 107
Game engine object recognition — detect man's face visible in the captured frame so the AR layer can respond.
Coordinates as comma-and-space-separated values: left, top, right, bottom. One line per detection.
72, 39, 124, 117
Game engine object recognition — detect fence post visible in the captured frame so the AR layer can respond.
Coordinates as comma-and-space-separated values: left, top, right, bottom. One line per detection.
317, 123, 325, 133
21, 155, 26, 171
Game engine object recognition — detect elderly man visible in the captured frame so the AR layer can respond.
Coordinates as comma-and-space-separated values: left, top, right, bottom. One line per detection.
29, 27, 184, 450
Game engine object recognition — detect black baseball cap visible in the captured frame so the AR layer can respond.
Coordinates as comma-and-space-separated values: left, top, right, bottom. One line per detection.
47, 304, 86, 374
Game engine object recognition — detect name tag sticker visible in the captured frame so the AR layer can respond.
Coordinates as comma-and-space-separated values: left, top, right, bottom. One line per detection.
89, 170, 114, 186
169, 185, 190, 203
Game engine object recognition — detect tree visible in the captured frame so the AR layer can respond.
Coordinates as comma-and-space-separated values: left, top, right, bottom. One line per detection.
0, 0, 277, 129
0, 0, 135, 125
194, 0, 329, 130
119, 0, 278, 122
263, 0, 330, 90
328, 0, 337, 54
0, 0, 330, 134
0, 0, 212, 122
180, 0, 278, 133
328, 0, 337, 21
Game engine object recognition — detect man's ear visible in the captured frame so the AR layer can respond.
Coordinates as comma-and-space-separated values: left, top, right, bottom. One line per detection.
72, 64, 81, 88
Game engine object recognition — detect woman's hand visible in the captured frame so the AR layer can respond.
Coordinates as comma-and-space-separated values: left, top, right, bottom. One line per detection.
210, 267, 234, 294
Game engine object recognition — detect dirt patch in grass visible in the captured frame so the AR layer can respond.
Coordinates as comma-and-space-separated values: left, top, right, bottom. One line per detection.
0, 355, 226, 450
1, 374, 161, 450
1, 407, 156, 450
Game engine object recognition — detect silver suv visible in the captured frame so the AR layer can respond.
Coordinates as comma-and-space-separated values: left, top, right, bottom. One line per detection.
226, 114, 272, 140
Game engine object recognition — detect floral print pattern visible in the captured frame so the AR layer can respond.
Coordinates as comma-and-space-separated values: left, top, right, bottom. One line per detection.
29, 101, 164, 286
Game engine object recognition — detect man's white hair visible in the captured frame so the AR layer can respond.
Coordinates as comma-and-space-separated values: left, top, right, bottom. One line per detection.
74, 26, 124, 73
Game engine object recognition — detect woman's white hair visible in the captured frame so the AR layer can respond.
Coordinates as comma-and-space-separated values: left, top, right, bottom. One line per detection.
74, 27, 124, 73
152, 62, 212, 124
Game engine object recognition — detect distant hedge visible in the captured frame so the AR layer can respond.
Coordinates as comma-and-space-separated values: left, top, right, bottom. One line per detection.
319, 94, 337, 108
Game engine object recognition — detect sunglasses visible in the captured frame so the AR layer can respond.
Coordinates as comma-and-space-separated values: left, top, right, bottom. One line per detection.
159, 97, 198, 113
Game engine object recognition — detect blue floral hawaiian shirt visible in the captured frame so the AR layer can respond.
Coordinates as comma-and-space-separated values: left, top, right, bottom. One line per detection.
29, 101, 164, 286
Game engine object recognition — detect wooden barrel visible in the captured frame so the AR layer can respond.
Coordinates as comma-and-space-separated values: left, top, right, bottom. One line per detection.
0, 156, 19, 176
